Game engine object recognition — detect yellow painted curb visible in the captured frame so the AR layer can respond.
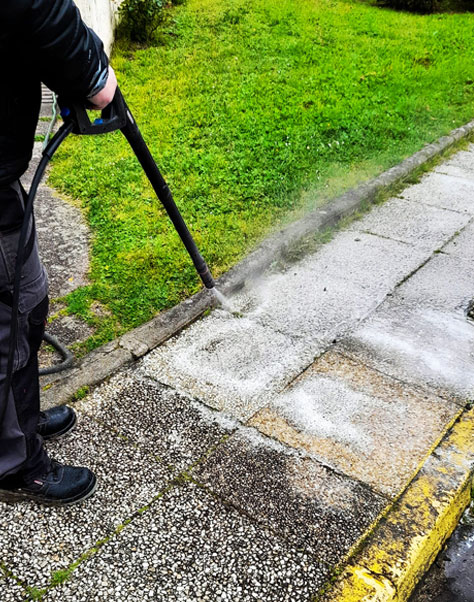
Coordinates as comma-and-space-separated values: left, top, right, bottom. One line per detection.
322, 407, 474, 602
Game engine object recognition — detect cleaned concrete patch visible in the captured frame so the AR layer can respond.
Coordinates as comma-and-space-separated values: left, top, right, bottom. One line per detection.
47, 482, 331, 602
228, 231, 428, 347
0, 414, 171, 589
342, 254, 474, 403
75, 370, 237, 472
401, 169, 474, 215
248, 351, 459, 497
138, 312, 314, 421
387, 253, 473, 313
193, 428, 386, 565
434, 163, 474, 184
350, 196, 470, 248
342, 308, 474, 404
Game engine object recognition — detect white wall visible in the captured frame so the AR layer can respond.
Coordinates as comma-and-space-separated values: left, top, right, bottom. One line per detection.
75, 0, 122, 56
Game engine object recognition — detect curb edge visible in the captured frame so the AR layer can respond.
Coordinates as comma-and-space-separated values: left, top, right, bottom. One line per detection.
320, 407, 474, 602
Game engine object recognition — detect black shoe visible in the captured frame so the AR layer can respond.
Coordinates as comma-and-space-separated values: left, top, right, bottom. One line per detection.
0, 460, 97, 506
37, 405, 77, 441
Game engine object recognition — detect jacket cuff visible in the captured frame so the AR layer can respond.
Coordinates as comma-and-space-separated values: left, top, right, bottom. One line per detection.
86, 61, 109, 99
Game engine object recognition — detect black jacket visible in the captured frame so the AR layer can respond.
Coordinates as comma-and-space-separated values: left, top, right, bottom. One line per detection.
0, 0, 109, 185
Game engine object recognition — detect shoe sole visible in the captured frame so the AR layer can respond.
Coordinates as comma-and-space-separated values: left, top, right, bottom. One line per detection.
0, 474, 97, 507
41, 412, 78, 442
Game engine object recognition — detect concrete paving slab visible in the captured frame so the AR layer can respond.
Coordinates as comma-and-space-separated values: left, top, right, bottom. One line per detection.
193, 427, 386, 565
248, 351, 459, 497
442, 220, 474, 262
386, 253, 473, 312
281, 231, 429, 294
229, 231, 428, 343
400, 170, 474, 214
342, 306, 474, 404
435, 145, 474, 178
137, 229, 431, 422
75, 370, 237, 473
46, 482, 331, 602
138, 312, 314, 422
434, 163, 474, 183
340, 264, 472, 395
349, 196, 470, 248
0, 414, 171, 589
341, 253, 474, 401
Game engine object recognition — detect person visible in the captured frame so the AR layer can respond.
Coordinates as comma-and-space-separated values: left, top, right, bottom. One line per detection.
0, 0, 117, 505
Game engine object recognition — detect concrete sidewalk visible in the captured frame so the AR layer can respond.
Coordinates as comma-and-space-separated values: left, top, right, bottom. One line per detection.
1, 131, 474, 600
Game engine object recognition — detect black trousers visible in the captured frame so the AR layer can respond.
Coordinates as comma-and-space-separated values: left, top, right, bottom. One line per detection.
0, 181, 50, 481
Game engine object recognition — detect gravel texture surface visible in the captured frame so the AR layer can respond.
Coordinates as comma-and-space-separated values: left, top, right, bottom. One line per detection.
193, 428, 386, 565
23, 143, 91, 300
47, 482, 331, 602
0, 413, 172, 589
75, 369, 237, 472
1, 573, 27, 602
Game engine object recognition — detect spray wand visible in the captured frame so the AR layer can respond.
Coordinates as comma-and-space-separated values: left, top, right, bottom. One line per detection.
60, 88, 216, 290
0, 87, 217, 426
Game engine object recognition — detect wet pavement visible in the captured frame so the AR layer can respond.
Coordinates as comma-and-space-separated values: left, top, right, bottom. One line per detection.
410, 508, 474, 602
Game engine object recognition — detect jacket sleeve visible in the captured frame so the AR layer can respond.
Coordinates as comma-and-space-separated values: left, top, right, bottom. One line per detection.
27, 0, 109, 99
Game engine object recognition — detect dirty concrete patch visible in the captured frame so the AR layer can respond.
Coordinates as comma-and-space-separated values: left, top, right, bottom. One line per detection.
0, 414, 171, 589
35, 189, 90, 299
248, 351, 459, 497
47, 482, 330, 602
75, 369, 237, 473
193, 428, 386, 565
349, 196, 470, 248
137, 312, 314, 422
442, 220, 474, 262
401, 170, 474, 215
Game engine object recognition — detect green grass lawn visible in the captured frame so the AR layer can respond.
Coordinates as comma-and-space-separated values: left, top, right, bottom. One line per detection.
50, 0, 474, 351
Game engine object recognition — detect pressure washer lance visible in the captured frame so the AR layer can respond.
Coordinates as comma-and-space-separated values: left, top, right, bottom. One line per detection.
0, 87, 216, 426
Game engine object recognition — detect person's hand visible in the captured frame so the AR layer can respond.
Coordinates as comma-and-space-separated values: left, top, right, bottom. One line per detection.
88, 66, 117, 110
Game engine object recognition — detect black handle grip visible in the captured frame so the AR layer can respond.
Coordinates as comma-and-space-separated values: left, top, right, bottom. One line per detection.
58, 88, 128, 135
